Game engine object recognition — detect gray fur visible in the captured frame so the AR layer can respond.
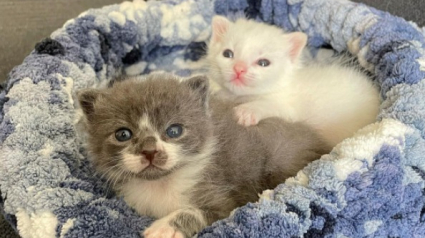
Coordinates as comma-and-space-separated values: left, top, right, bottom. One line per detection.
191, 94, 331, 225
78, 72, 331, 237
170, 208, 207, 237
77, 73, 212, 182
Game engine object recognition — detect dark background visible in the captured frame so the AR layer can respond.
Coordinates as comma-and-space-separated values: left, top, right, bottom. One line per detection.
0, 0, 124, 84
352, 0, 425, 27
0, 1, 424, 237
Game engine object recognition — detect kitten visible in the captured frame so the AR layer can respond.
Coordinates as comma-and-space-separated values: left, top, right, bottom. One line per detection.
207, 16, 380, 146
78, 72, 330, 238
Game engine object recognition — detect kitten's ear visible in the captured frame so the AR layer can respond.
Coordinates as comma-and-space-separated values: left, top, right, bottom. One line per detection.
185, 75, 210, 107
287, 32, 308, 63
211, 16, 230, 43
77, 89, 101, 119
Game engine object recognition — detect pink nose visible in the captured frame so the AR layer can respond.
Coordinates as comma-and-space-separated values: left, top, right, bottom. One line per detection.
233, 62, 247, 77
142, 150, 157, 163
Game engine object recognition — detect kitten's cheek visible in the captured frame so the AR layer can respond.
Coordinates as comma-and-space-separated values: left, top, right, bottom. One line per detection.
121, 153, 148, 173
161, 143, 183, 170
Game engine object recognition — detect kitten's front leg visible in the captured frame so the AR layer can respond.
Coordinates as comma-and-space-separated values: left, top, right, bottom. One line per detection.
143, 207, 207, 238
234, 101, 274, 127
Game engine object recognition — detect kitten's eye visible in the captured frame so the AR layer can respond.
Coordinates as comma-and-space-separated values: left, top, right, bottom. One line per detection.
257, 59, 270, 67
166, 124, 183, 138
223, 49, 234, 58
115, 128, 132, 142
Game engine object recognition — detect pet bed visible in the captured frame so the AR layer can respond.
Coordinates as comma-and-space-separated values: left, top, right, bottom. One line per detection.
1, 0, 425, 237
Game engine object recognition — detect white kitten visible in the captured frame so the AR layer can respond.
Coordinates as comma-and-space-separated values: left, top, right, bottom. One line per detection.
207, 16, 380, 146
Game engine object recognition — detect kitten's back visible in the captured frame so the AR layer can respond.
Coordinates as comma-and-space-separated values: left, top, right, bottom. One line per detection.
286, 59, 380, 145
193, 96, 331, 221
211, 96, 330, 187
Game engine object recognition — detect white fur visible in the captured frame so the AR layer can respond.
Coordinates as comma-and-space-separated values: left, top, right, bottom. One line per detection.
121, 152, 148, 173
117, 138, 216, 218
139, 114, 154, 130
160, 140, 183, 170
208, 17, 298, 96
120, 116, 183, 173
240, 63, 381, 146
208, 17, 380, 146
143, 208, 205, 238
143, 215, 184, 238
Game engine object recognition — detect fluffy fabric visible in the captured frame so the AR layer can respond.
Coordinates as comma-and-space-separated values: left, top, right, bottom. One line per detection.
1, 0, 425, 237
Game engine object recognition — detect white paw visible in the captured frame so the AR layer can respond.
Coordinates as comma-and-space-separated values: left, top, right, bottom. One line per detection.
233, 105, 260, 127
143, 219, 184, 238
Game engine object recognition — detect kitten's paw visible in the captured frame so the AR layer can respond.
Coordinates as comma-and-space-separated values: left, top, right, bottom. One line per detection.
143, 220, 184, 238
233, 105, 260, 126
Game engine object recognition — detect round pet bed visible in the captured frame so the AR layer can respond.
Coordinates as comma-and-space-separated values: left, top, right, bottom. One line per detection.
1, 0, 425, 237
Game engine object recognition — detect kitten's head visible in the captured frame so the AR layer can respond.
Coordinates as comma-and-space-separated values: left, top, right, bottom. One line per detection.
78, 73, 214, 182
207, 16, 307, 95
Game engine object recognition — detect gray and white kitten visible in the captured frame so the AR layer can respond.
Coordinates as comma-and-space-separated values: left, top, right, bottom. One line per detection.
78, 72, 330, 238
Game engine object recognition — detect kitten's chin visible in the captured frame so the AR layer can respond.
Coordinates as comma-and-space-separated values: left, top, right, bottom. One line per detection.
223, 80, 280, 96
222, 82, 257, 96
135, 164, 179, 180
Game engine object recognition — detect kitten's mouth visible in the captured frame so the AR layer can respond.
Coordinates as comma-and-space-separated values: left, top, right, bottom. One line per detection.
230, 76, 247, 87
136, 164, 171, 180
143, 163, 163, 171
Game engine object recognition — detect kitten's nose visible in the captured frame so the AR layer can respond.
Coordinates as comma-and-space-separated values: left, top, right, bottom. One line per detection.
233, 62, 247, 77
141, 150, 157, 163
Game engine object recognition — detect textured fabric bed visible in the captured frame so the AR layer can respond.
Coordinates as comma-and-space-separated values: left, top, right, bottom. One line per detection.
1, 0, 425, 237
